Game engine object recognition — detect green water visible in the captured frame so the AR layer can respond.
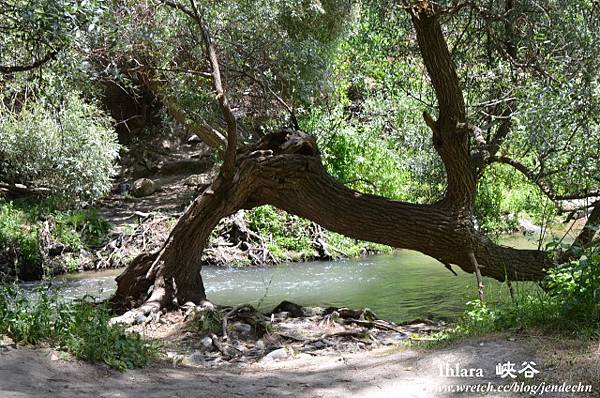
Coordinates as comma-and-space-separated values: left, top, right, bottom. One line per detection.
39, 233, 556, 323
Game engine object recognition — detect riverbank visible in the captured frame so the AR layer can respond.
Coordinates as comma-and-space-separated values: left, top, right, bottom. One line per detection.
1, 333, 597, 397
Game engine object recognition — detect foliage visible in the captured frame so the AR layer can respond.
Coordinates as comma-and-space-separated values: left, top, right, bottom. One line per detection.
0, 199, 111, 280
248, 206, 316, 259
434, 247, 600, 342
0, 284, 156, 370
475, 164, 551, 233
299, 2, 445, 203
544, 246, 600, 325
91, 0, 354, 139
0, 0, 105, 71
0, 92, 120, 205
247, 205, 390, 261
0, 201, 41, 271
54, 209, 111, 248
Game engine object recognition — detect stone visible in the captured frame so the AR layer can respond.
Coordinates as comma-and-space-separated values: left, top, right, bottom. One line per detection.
187, 134, 201, 144
272, 301, 304, 318
131, 178, 157, 197
260, 348, 289, 364
302, 306, 325, 317
312, 341, 326, 349
188, 351, 205, 366
0, 335, 15, 347
231, 322, 252, 336
201, 336, 213, 350
255, 339, 266, 351
134, 313, 147, 325
182, 174, 212, 187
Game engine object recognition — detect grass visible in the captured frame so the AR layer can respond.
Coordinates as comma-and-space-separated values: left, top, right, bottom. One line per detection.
424, 250, 600, 346
247, 205, 392, 261
0, 198, 111, 279
0, 284, 157, 370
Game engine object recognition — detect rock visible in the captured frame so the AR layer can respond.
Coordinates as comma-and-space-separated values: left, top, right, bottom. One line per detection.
231, 322, 252, 336
161, 139, 171, 150
187, 134, 201, 144
201, 336, 213, 350
0, 335, 14, 347
272, 301, 304, 318
188, 351, 205, 366
260, 348, 289, 364
131, 178, 157, 197
182, 174, 212, 187
302, 306, 325, 317
198, 300, 216, 311
312, 341, 327, 349
255, 339, 266, 351
118, 182, 131, 194
518, 218, 542, 235
134, 313, 147, 324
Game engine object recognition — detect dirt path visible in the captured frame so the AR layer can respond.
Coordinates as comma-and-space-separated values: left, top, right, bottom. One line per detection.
1, 336, 596, 398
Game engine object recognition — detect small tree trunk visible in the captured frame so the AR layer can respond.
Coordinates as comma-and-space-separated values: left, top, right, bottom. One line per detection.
111, 176, 250, 315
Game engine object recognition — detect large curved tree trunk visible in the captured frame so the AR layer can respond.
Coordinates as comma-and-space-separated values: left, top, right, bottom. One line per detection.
110, 2, 589, 321
111, 131, 552, 317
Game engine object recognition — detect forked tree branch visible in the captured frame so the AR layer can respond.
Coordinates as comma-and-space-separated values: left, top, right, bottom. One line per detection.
161, 0, 238, 177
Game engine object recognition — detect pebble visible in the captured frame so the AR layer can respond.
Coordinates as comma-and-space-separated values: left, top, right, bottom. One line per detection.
188, 351, 205, 366
260, 348, 289, 363
201, 336, 213, 350
231, 322, 252, 335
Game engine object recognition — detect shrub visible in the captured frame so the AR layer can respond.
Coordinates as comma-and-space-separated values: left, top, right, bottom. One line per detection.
0, 199, 113, 280
0, 201, 42, 275
0, 284, 156, 370
544, 246, 600, 325
0, 93, 120, 205
435, 247, 600, 343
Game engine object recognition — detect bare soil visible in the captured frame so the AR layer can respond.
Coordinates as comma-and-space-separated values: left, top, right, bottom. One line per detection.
1, 335, 597, 398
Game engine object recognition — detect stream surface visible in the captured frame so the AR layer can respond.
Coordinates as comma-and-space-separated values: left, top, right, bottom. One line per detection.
23, 234, 557, 323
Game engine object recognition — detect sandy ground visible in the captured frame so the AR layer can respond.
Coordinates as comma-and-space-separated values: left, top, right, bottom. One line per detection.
1, 335, 597, 398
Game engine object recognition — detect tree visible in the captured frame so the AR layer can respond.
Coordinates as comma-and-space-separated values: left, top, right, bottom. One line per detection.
111, 0, 600, 320
0, 0, 102, 74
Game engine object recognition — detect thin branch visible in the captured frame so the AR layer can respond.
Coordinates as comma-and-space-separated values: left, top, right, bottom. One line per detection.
188, 0, 237, 178
491, 156, 600, 202
0, 50, 58, 74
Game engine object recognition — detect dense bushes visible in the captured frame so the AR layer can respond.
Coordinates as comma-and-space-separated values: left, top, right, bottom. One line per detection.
0, 284, 156, 370
0, 93, 119, 205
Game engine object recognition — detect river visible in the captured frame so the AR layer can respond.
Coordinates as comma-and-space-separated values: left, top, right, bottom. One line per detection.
25, 233, 554, 323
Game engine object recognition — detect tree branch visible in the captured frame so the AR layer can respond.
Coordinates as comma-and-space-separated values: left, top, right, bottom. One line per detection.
0, 50, 58, 74
491, 156, 600, 202
188, 0, 238, 179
